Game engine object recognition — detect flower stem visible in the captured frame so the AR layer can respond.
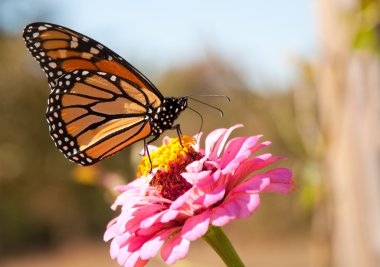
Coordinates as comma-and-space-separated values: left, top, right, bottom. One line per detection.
203, 225, 245, 267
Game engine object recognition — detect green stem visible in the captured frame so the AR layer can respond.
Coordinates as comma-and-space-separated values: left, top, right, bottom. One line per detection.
202, 225, 245, 267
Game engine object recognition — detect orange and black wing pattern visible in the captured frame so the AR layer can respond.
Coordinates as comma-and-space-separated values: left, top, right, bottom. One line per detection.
46, 70, 158, 165
23, 22, 163, 98
22, 22, 167, 165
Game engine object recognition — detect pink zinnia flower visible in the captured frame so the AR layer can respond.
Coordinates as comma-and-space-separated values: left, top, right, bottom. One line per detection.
104, 124, 293, 266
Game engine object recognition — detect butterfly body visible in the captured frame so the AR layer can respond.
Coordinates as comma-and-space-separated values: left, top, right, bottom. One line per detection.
23, 22, 188, 166
150, 97, 188, 135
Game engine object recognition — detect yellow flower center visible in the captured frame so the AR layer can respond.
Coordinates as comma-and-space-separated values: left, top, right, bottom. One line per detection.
137, 135, 203, 201
137, 135, 197, 177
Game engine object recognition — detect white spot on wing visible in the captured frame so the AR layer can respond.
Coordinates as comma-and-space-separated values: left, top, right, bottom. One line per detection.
90, 47, 100, 54
70, 41, 79, 48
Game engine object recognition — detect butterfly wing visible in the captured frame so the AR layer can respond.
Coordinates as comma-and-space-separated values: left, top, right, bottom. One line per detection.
47, 70, 159, 165
23, 22, 166, 165
23, 22, 163, 100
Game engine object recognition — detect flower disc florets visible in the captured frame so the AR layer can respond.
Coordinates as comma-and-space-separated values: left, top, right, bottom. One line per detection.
138, 136, 203, 201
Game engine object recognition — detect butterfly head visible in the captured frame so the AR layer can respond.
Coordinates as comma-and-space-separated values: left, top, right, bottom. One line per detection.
164, 96, 188, 115
150, 97, 188, 135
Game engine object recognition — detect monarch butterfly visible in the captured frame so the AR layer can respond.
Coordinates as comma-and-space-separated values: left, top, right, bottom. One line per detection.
23, 22, 188, 166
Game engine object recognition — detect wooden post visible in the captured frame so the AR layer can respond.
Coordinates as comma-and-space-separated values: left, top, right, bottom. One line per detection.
315, 1, 380, 266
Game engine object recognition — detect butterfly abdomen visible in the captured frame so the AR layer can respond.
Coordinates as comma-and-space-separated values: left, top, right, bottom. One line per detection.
150, 97, 188, 135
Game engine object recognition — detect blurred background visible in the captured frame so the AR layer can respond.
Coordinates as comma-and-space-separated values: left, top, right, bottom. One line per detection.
0, 0, 379, 266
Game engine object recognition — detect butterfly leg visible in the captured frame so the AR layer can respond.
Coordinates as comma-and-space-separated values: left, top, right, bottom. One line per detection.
171, 124, 183, 147
145, 134, 161, 173
143, 139, 153, 173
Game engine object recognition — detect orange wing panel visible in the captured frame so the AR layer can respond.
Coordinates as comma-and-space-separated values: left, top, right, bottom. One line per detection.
40, 30, 71, 40
42, 40, 68, 50
91, 97, 145, 115
70, 82, 114, 99
66, 114, 104, 137
61, 59, 97, 72
85, 122, 150, 159
61, 107, 88, 123
95, 60, 146, 88
62, 94, 99, 106
77, 117, 145, 150
84, 75, 121, 95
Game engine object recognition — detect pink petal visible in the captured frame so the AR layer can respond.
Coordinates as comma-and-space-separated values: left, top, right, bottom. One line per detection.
232, 193, 260, 218
220, 137, 249, 168
193, 132, 203, 151
221, 159, 241, 175
104, 220, 118, 242
136, 223, 165, 237
181, 210, 211, 241
140, 210, 166, 229
124, 235, 151, 253
161, 234, 190, 264
209, 205, 233, 226
232, 155, 285, 184
170, 189, 192, 210
212, 124, 244, 160
203, 160, 220, 171
231, 177, 271, 194
110, 239, 120, 259
112, 183, 150, 210
262, 168, 293, 194
162, 136, 171, 145
181, 170, 211, 185
194, 183, 225, 207
266, 168, 293, 183
187, 169, 219, 187
211, 193, 261, 226
109, 233, 131, 257
140, 227, 180, 260
251, 140, 271, 154
205, 128, 227, 158
220, 135, 262, 168
161, 209, 180, 223
185, 158, 205, 173
116, 244, 132, 265
264, 183, 293, 194
124, 250, 148, 267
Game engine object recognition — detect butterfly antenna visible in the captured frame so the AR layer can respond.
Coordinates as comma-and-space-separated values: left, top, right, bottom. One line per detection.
188, 96, 226, 117
187, 106, 204, 138
195, 94, 231, 102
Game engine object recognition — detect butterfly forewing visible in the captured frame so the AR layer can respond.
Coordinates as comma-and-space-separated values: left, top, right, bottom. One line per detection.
23, 22, 164, 100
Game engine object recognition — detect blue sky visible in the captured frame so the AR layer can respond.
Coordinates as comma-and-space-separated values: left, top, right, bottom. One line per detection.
3, 0, 316, 88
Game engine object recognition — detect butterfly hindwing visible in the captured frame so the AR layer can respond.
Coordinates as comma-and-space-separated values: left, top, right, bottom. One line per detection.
46, 70, 154, 165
